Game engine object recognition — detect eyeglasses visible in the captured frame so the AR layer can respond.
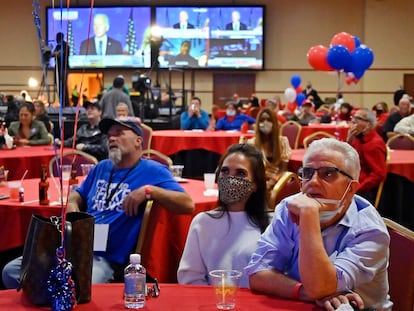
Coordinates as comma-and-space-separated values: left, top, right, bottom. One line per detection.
298, 166, 353, 182
351, 116, 369, 122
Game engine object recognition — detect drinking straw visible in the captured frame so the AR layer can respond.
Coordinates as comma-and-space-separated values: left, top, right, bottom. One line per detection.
221, 272, 225, 304
19, 169, 29, 184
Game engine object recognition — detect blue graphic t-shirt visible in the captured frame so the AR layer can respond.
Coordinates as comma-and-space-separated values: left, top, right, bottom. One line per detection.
77, 158, 184, 265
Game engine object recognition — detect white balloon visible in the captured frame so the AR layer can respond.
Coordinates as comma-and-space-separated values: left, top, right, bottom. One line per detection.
284, 87, 297, 102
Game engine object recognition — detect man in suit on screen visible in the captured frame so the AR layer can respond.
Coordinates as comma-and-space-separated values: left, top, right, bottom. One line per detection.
79, 14, 123, 55
173, 10, 195, 30
225, 10, 247, 31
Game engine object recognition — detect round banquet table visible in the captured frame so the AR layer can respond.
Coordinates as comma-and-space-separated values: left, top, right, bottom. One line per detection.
0, 283, 322, 310
0, 177, 218, 283
151, 130, 253, 179
298, 123, 349, 148
151, 129, 252, 156
0, 146, 70, 180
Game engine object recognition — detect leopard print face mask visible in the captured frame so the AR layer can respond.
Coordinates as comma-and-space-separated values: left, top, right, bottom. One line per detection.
218, 176, 254, 205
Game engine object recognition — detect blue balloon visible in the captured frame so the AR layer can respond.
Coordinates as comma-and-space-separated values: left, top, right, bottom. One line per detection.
353, 70, 365, 79
327, 45, 352, 71
351, 46, 374, 73
296, 93, 306, 106
291, 74, 302, 89
353, 36, 361, 48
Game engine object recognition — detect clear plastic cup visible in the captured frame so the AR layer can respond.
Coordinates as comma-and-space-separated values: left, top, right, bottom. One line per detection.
8, 181, 21, 200
81, 164, 95, 176
60, 165, 71, 181
203, 173, 216, 190
209, 270, 242, 310
171, 165, 184, 178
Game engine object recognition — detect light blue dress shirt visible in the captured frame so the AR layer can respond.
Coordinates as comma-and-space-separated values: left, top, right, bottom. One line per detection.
245, 194, 391, 309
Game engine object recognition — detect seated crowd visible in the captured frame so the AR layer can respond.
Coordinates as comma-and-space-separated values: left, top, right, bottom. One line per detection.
1, 84, 410, 310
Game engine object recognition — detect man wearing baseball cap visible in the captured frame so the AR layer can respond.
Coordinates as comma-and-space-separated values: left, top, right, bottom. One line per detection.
69, 116, 194, 282
55, 100, 108, 160
1, 116, 195, 288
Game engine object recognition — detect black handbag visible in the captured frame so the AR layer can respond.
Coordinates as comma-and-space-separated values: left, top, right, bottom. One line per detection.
19, 212, 95, 306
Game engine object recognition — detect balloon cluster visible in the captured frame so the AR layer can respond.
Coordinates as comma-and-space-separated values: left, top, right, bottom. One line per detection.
307, 32, 374, 84
284, 74, 306, 113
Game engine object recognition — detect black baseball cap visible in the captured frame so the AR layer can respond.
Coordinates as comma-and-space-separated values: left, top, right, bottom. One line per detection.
99, 117, 143, 137
84, 101, 102, 111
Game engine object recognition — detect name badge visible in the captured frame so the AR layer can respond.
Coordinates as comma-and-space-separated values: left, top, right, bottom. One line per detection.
94, 224, 109, 251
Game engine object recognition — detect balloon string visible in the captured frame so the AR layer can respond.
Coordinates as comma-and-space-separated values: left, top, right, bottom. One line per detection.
70, 0, 94, 151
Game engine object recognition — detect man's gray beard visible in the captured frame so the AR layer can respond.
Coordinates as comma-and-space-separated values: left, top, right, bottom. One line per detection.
109, 148, 122, 165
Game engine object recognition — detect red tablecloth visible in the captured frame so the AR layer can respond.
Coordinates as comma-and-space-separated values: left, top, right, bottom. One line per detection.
0, 175, 218, 280
289, 149, 414, 183
298, 124, 349, 148
386, 150, 414, 183
0, 146, 70, 180
151, 130, 252, 156
0, 284, 321, 310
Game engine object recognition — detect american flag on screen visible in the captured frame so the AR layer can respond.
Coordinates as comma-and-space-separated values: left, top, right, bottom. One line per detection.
165, 9, 170, 27
124, 8, 138, 55
67, 21, 75, 56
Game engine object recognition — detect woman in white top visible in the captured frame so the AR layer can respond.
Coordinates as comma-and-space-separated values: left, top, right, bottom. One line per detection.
177, 144, 270, 288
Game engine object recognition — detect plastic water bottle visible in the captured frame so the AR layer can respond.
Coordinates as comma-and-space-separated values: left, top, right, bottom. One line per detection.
124, 253, 146, 309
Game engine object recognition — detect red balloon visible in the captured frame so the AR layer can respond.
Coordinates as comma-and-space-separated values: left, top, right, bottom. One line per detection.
307, 45, 333, 71
287, 101, 297, 113
331, 32, 356, 52
345, 76, 353, 85
295, 85, 302, 94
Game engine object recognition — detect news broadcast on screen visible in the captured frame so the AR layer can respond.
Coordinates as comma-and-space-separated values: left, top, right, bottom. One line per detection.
46, 6, 152, 69
155, 6, 264, 69
46, 5, 264, 70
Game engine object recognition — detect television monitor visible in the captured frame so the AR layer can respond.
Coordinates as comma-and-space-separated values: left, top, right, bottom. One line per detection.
46, 6, 152, 69
154, 6, 264, 70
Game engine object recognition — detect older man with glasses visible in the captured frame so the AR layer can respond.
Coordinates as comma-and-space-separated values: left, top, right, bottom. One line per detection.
347, 108, 387, 204
245, 138, 392, 311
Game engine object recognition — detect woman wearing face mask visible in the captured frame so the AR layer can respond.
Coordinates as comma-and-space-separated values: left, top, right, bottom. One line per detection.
215, 101, 256, 131
177, 144, 270, 288
247, 108, 291, 191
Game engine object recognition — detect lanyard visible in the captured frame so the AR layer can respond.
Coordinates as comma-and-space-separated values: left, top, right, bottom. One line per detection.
105, 159, 140, 206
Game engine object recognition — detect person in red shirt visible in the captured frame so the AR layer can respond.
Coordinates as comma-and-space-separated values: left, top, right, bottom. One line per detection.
372, 101, 389, 126
347, 108, 387, 204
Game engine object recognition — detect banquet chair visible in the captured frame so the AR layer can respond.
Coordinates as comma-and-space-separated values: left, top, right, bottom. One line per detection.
269, 171, 301, 210
316, 104, 331, 115
49, 150, 98, 178
303, 131, 335, 149
382, 217, 414, 311
139, 122, 153, 150
135, 200, 154, 254
239, 135, 248, 144
248, 107, 260, 119
47, 121, 54, 134
280, 120, 302, 149
374, 147, 390, 208
47, 133, 54, 145
386, 133, 414, 150
142, 149, 173, 168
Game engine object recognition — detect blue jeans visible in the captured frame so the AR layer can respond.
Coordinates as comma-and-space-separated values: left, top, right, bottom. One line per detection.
2, 255, 115, 289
